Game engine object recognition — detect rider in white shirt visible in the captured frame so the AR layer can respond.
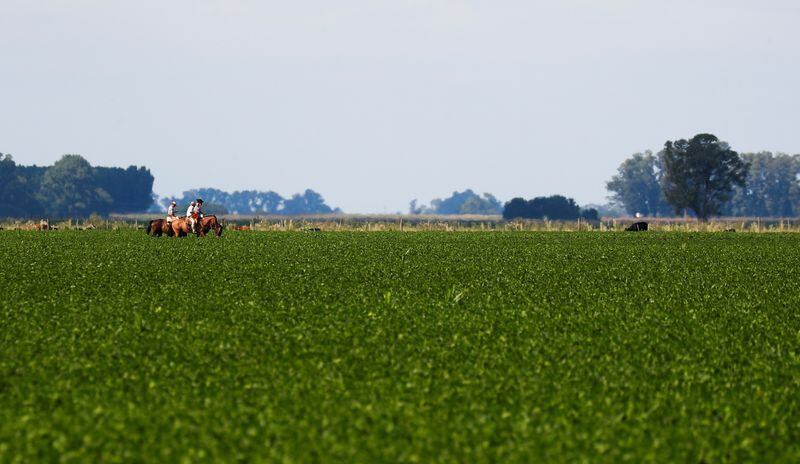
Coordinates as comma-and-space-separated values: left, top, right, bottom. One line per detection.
166, 201, 177, 223
186, 201, 197, 230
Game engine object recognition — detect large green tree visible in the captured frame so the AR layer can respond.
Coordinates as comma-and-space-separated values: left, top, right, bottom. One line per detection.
39, 154, 112, 218
660, 134, 748, 220
606, 151, 671, 216
282, 189, 336, 215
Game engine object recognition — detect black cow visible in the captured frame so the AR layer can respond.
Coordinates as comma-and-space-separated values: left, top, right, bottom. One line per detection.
625, 221, 648, 232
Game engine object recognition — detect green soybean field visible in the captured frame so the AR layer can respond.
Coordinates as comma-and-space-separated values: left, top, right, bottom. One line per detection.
2, 230, 800, 462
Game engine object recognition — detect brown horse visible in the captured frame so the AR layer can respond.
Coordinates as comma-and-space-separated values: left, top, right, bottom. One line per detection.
201, 215, 224, 237
146, 219, 174, 237
171, 216, 205, 237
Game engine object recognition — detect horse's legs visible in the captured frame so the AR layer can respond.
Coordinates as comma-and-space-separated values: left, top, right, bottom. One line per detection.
193, 219, 205, 237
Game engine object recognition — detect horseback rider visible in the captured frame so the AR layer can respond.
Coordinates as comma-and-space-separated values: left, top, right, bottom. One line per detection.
186, 200, 197, 231
166, 201, 178, 224
186, 199, 204, 232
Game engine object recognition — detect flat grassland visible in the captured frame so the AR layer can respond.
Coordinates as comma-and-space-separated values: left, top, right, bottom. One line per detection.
1, 231, 799, 462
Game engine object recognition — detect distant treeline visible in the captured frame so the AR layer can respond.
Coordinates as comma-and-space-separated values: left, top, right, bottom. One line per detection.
608, 134, 800, 218
159, 188, 340, 215
6, 133, 800, 221
410, 190, 502, 215
410, 189, 597, 220
503, 195, 598, 221
0, 154, 153, 218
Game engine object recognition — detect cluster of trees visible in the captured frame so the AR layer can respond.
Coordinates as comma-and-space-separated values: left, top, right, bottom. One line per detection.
502, 195, 598, 220
410, 190, 502, 215
724, 153, 800, 217
409, 189, 602, 220
6, 133, 794, 221
608, 133, 796, 219
0, 153, 153, 218
606, 151, 672, 217
160, 188, 340, 215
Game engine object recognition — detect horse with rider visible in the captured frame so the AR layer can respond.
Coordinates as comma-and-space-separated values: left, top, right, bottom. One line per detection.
146, 198, 223, 237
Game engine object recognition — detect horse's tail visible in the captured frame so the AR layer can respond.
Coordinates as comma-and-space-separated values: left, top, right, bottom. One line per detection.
146, 220, 152, 235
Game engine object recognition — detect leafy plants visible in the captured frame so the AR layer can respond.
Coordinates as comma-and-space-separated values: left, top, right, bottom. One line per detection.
1, 231, 799, 461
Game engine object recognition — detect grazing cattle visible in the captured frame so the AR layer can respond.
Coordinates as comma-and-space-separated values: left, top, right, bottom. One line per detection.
625, 221, 648, 232
724, 228, 736, 232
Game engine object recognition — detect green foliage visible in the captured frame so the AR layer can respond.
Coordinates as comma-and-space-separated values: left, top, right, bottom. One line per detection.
606, 151, 671, 216
163, 188, 338, 215
502, 195, 583, 220
607, 146, 800, 219
0, 154, 42, 218
660, 134, 748, 220
201, 202, 228, 215
725, 152, 800, 217
94, 165, 155, 213
411, 190, 502, 215
282, 189, 337, 215
39, 155, 112, 218
2, 231, 800, 461
0, 154, 153, 218
579, 207, 599, 220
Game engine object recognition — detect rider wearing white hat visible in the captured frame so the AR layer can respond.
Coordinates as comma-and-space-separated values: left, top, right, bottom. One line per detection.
166, 200, 178, 224
186, 201, 197, 230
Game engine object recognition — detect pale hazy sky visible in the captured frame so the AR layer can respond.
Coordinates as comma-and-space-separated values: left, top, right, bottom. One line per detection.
2, 1, 798, 212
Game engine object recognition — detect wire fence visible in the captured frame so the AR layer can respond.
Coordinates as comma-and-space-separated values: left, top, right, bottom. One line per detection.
3, 214, 800, 233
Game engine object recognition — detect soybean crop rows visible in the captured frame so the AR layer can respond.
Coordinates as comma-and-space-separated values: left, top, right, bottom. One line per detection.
1, 231, 799, 462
